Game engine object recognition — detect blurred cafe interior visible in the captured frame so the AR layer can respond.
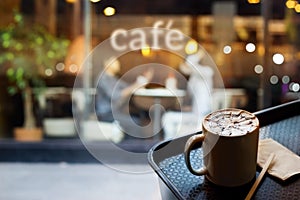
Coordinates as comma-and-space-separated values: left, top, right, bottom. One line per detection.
0, 0, 300, 154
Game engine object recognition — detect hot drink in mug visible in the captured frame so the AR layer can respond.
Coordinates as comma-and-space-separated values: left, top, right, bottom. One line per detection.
184, 108, 259, 187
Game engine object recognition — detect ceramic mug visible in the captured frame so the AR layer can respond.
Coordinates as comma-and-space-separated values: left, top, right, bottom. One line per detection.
184, 108, 259, 187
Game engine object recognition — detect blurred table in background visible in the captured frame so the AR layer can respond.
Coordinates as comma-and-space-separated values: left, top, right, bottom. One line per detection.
133, 88, 186, 137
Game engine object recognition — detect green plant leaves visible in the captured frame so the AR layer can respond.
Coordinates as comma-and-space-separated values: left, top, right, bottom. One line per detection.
0, 11, 70, 94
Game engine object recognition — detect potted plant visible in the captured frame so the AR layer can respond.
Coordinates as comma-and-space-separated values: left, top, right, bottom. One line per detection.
0, 12, 70, 141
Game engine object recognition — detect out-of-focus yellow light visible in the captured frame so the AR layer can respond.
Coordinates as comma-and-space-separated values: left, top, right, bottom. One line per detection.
257, 45, 265, 56
295, 4, 300, 12
185, 40, 198, 55
237, 28, 249, 41
286, 0, 297, 9
103, 7, 116, 16
248, 0, 260, 4
65, 0, 76, 3
141, 45, 151, 57
90, 0, 101, 2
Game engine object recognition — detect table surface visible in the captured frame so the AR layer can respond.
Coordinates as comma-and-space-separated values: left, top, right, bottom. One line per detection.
149, 106, 300, 199
134, 88, 186, 97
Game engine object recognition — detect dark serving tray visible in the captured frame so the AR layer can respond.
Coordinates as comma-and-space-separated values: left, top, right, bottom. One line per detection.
148, 100, 300, 200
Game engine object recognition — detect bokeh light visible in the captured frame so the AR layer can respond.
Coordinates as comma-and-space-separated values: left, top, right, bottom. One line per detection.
69, 64, 78, 73
286, 0, 297, 9
248, 0, 260, 4
223, 45, 232, 54
141, 45, 151, 57
55, 62, 65, 71
290, 82, 300, 92
103, 7, 116, 16
45, 68, 53, 76
246, 43, 256, 53
282, 75, 290, 84
254, 64, 263, 74
295, 4, 300, 12
270, 75, 279, 84
272, 53, 284, 65
185, 40, 198, 55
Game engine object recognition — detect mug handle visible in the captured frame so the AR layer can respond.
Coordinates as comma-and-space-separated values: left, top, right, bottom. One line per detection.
184, 134, 208, 176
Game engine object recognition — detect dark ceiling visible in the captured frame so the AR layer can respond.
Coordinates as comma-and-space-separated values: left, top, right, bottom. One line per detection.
21, 0, 287, 19
94, 0, 286, 19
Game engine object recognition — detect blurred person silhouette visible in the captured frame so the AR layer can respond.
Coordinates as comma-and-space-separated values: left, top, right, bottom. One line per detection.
162, 50, 214, 139
96, 56, 153, 138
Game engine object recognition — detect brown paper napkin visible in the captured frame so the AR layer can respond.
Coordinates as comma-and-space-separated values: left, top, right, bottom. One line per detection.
257, 138, 300, 181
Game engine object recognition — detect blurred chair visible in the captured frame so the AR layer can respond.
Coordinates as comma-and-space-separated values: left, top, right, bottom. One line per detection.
72, 89, 124, 143
37, 87, 76, 138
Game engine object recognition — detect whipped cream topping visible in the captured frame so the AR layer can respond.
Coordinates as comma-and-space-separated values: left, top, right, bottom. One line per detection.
204, 109, 259, 136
